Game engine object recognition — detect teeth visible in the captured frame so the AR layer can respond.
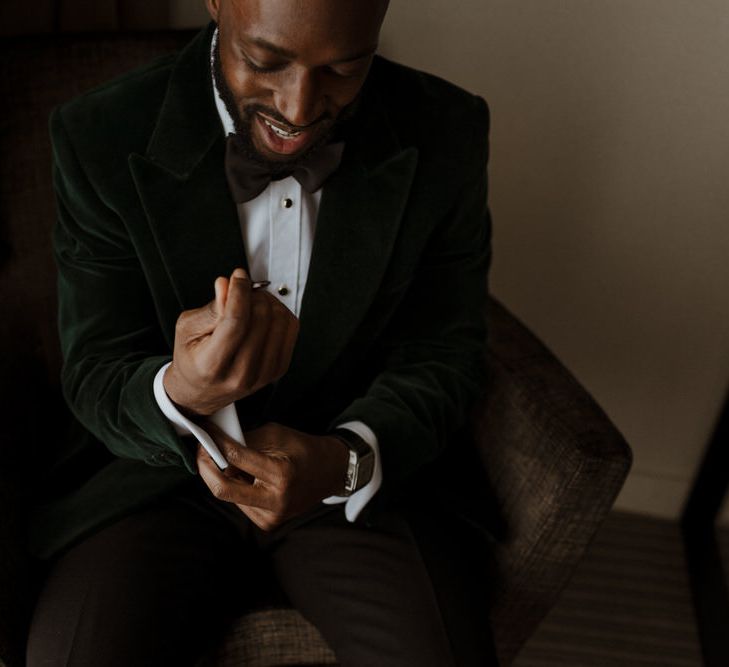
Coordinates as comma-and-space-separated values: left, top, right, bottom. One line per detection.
263, 118, 301, 139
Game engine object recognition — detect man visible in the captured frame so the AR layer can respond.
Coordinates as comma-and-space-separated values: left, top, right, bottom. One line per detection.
27, 0, 496, 664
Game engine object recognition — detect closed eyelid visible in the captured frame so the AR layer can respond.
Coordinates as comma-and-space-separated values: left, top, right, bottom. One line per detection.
239, 49, 289, 73
232, 39, 285, 64
236, 35, 375, 71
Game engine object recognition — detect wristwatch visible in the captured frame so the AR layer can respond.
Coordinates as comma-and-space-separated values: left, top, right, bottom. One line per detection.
332, 428, 376, 496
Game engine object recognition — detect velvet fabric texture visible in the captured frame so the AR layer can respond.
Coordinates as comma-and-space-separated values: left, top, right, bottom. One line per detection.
29, 23, 492, 560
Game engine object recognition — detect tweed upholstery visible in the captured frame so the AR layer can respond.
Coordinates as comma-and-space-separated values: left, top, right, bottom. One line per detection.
197, 609, 336, 667
477, 300, 632, 665
0, 31, 631, 667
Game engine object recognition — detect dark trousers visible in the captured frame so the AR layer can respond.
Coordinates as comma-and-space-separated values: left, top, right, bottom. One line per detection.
26, 478, 499, 666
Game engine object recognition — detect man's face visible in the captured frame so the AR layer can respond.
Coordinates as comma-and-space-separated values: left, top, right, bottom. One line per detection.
208, 0, 389, 170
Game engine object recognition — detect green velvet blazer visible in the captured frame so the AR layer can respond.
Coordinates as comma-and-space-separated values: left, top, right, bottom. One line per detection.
30, 24, 492, 560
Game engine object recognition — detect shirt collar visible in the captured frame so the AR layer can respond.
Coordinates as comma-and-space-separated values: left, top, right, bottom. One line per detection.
210, 27, 236, 137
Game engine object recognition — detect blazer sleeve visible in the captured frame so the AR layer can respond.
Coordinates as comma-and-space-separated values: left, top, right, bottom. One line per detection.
50, 107, 197, 473
332, 97, 492, 487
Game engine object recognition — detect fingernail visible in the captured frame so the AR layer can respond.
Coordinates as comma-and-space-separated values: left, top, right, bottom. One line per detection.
232, 268, 247, 280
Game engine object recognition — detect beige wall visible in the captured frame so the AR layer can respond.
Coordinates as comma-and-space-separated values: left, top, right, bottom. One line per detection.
175, 1, 729, 523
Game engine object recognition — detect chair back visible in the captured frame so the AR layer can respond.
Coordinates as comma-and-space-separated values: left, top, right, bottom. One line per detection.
0, 30, 194, 666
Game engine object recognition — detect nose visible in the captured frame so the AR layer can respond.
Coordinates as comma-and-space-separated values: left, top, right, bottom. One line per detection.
274, 67, 324, 128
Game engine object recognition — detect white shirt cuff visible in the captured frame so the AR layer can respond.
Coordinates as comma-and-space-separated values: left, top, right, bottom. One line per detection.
153, 363, 383, 522
152, 361, 245, 470
321, 421, 383, 522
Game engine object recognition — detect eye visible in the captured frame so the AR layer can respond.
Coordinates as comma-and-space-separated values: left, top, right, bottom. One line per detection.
242, 54, 286, 74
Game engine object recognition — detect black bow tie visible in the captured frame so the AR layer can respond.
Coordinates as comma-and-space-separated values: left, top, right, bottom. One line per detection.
224, 133, 344, 203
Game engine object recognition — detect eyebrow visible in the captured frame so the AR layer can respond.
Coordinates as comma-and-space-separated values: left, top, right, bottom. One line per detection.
245, 36, 377, 64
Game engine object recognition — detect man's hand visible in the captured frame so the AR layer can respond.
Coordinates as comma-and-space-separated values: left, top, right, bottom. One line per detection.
164, 268, 299, 416
196, 421, 350, 531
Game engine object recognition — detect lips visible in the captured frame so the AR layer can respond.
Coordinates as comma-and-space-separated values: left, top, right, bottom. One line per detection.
254, 113, 315, 157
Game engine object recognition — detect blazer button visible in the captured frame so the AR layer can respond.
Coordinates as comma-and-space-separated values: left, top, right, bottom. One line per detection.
277, 285, 290, 296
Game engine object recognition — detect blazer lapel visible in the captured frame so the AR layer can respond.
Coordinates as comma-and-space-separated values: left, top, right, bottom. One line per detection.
274, 89, 419, 405
129, 24, 247, 313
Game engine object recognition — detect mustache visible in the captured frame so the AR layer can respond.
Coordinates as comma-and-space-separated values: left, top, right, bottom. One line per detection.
243, 103, 332, 132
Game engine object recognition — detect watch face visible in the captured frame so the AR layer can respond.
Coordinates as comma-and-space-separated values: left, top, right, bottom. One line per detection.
345, 461, 356, 493
347, 450, 375, 494
334, 430, 375, 494
344, 449, 358, 495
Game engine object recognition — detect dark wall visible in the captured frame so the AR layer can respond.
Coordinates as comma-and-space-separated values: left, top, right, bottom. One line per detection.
0, 1, 171, 35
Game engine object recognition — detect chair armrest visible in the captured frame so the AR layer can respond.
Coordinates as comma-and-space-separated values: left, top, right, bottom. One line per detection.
474, 297, 632, 665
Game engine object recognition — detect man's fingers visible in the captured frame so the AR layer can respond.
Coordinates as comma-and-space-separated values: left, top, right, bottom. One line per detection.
175, 301, 219, 340
221, 436, 280, 482
178, 268, 298, 404
196, 444, 275, 509
213, 276, 229, 318
203, 420, 283, 483
224, 268, 252, 320
210, 268, 253, 347
235, 504, 280, 532
233, 298, 298, 391
228, 295, 274, 390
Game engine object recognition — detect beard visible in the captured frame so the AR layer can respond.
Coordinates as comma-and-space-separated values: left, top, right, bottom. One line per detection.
212, 33, 358, 176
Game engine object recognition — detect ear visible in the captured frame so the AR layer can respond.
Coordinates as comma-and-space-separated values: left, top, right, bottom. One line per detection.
205, 0, 220, 23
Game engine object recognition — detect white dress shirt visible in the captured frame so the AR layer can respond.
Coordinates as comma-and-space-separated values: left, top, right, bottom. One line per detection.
151, 29, 382, 522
